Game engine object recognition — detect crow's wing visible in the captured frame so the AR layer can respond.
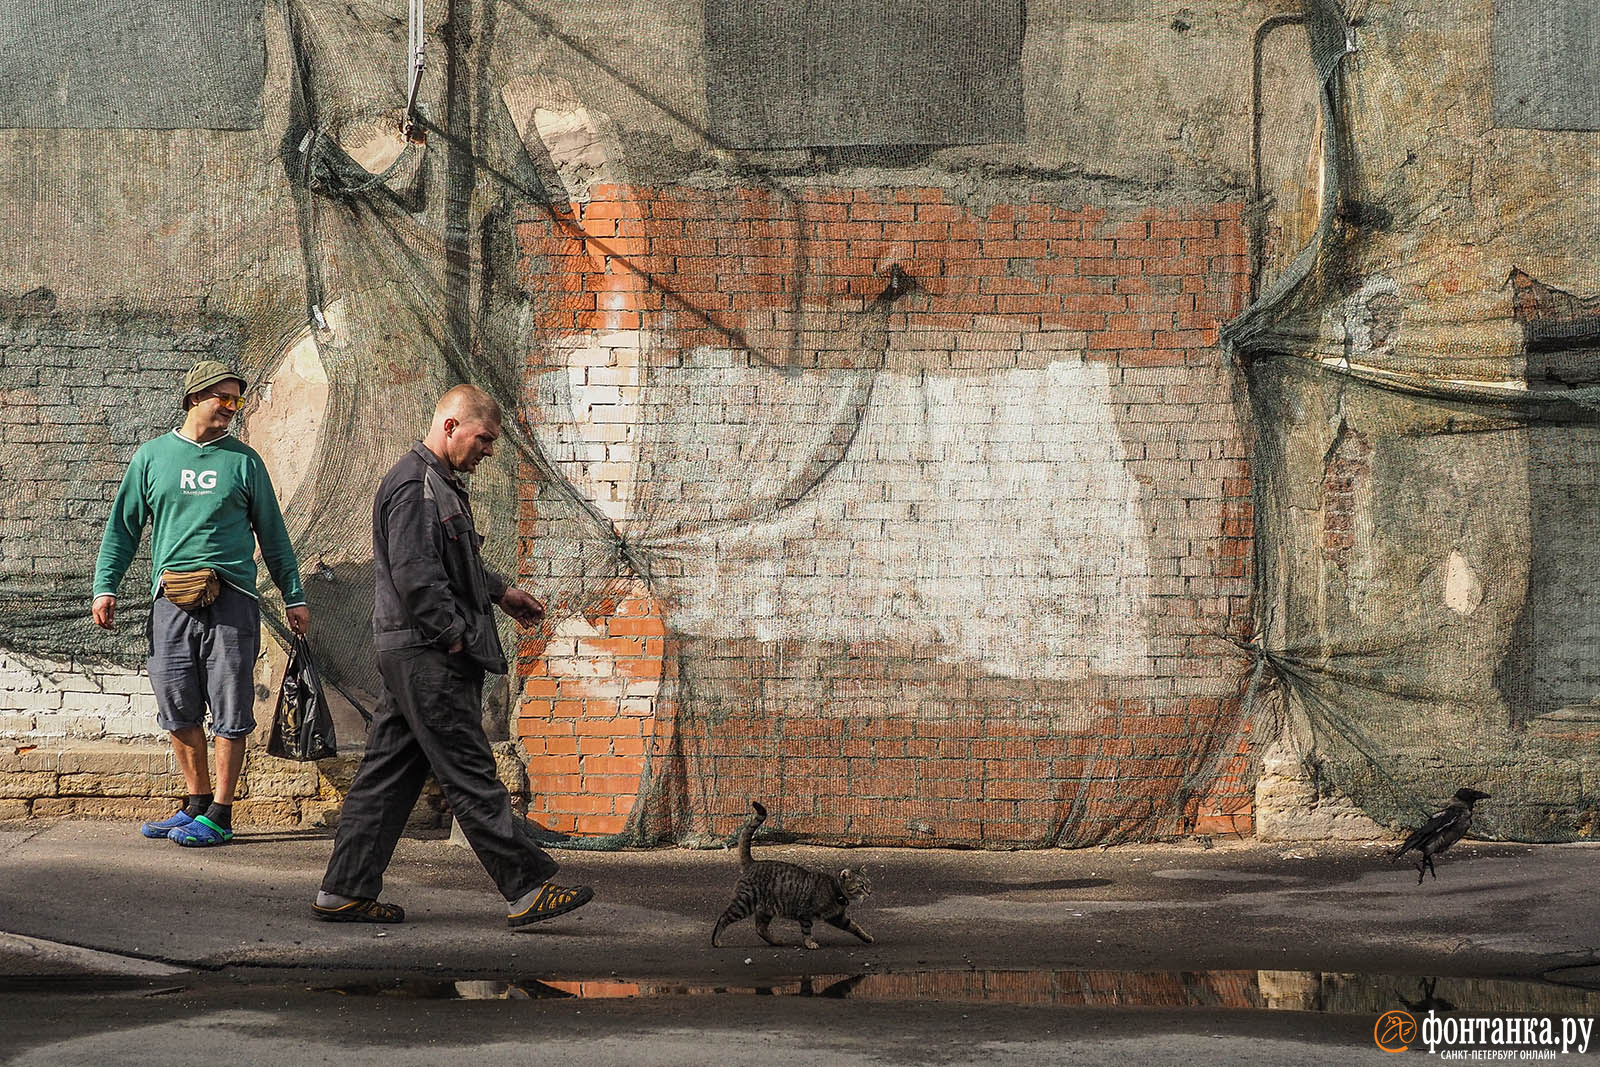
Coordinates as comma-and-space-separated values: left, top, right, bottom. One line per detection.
1428, 812, 1471, 857
1394, 808, 1454, 857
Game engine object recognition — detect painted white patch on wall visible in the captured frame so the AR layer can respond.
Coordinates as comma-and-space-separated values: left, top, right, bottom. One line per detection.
1444, 550, 1483, 615
339, 120, 409, 176
533, 344, 1156, 682
0, 650, 161, 740
1324, 274, 1402, 362
539, 611, 665, 703
499, 79, 628, 203
537, 329, 643, 523
241, 330, 329, 506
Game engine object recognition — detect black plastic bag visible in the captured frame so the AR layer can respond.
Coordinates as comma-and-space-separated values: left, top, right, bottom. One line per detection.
267, 636, 337, 761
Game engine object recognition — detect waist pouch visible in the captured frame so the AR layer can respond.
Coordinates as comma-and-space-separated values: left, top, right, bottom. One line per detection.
160, 568, 221, 611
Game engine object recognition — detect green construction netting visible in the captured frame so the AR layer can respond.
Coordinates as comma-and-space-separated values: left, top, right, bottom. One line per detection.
3, 0, 1598, 845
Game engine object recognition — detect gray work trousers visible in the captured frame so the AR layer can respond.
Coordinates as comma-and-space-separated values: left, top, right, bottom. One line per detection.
320, 647, 558, 902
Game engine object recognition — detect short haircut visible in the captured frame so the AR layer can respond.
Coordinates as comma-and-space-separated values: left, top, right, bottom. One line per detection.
435, 384, 502, 427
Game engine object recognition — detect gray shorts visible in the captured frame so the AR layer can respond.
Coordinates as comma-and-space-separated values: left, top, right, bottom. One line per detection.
146, 582, 261, 739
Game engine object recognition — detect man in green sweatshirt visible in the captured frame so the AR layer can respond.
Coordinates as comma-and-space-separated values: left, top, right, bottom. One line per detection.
92, 360, 311, 847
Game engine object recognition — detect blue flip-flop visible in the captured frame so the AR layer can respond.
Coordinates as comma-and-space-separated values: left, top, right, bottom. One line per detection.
140, 810, 194, 839
168, 814, 232, 847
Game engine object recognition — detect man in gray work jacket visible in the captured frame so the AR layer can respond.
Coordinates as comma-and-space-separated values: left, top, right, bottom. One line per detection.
313, 384, 593, 926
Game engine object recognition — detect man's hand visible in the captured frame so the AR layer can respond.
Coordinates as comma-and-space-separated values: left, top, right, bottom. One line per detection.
286, 605, 311, 636
92, 595, 116, 630
497, 587, 545, 628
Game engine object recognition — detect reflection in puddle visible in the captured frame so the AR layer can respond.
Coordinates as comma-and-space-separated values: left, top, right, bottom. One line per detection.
319, 970, 1600, 1014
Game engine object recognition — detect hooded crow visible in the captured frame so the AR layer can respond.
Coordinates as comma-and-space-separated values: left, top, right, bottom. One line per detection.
1394, 788, 1490, 883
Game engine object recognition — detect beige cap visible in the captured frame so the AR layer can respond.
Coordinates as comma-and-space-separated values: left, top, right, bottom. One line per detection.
182, 359, 247, 402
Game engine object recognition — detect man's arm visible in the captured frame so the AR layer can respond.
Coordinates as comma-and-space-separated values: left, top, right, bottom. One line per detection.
482, 554, 542, 627
484, 565, 509, 604
246, 454, 307, 608
91, 453, 151, 628
383, 479, 467, 651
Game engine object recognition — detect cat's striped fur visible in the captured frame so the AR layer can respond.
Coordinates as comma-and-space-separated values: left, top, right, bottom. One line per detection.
711, 801, 874, 950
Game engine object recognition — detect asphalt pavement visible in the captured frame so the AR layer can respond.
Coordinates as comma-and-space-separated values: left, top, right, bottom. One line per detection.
1, 820, 1598, 1064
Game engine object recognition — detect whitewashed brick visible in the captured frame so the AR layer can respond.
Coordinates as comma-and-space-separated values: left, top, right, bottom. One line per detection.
60, 691, 127, 713
103, 714, 162, 738
100, 674, 155, 696
0, 690, 63, 712
40, 668, 103, 693
56, 715, 107, 739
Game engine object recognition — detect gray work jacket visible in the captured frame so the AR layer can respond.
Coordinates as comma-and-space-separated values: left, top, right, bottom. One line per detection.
371, 442, 509, 674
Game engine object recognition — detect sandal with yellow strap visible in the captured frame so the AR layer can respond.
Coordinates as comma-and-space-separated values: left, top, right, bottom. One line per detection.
312, 897, 406, 924
507, 882, 593, 928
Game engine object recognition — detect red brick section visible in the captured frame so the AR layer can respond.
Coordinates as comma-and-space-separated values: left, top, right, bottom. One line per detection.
512, 582, 669, 837
515, 183, 1255, 846
1322, 426, 1372, 564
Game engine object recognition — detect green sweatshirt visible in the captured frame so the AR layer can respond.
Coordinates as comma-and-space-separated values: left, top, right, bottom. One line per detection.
94, 430, 307, 606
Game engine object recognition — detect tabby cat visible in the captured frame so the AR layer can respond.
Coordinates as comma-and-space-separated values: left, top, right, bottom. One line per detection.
711, 801, 874, 950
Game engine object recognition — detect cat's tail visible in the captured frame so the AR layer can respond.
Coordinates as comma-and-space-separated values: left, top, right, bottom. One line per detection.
737, 800, 768, 868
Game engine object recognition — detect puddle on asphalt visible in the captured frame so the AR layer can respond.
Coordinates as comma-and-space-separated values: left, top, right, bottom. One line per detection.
316, 969, 1600, 1014
0, 975, 186, 996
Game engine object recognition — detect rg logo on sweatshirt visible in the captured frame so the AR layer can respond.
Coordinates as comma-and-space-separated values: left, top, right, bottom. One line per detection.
180, 469, 218, 493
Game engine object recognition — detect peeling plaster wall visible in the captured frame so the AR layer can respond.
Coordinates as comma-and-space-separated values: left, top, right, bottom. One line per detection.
245, 332, 330, 506
1239, 0, 1600, 840
500, 1, 1283, 194
1265, 0, 1600, 378
1250, 355, 1600, 839
0, 0, 1345, 843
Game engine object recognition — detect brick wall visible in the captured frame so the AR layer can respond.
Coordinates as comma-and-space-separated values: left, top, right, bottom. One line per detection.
0, 650, 163, 741
0, 314, 244, 737
515, 585, 667, 836
513, 182, 1257, 847
0, 739, 532, 827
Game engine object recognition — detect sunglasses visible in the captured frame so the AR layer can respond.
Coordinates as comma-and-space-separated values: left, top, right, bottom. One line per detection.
203, 392, 244, 411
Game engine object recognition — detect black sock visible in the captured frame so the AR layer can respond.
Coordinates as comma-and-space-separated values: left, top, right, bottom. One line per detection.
202, 802, 232, 830
184, 793, 213, 818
